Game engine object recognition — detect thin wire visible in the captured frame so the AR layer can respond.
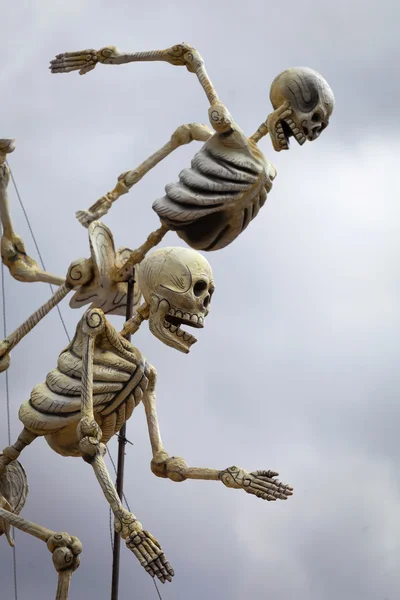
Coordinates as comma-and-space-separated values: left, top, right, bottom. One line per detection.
109, 493, 114, 553
107, 446, 131, 512
153, 579, 163, 599
1, 251, 19, 600
7, 163, 70, 344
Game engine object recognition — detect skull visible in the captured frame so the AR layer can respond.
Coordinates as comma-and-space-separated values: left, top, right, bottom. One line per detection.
137, 247, 215, 353
268, 67, 335, 151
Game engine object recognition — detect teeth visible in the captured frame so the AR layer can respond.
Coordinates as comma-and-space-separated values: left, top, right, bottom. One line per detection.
199, 316, 204, 325
286, 120, 306, 144
183, 332, 192, 341
175, 310, 183, 319
170, 325, 178, 333
191, 314, 198, 324
176, 329, 184, 338
164, 321, 171, 329
169, 308, 176, 315
184, 313, 191, 321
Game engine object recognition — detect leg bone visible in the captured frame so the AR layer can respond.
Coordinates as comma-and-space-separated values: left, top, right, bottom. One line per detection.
77, 309, 174, 583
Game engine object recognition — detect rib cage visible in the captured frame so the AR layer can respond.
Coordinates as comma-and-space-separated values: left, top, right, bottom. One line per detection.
19, 315, 150, 457
152, 133, 276, 251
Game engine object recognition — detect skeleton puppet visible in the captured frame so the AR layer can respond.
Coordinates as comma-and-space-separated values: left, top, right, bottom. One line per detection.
0, 43, 334, 286
49, 43, 334, 253
0, 43, 334, 594
0, 220, 293, 595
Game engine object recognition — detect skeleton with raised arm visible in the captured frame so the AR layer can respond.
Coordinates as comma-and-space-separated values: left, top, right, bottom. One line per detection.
0, 42, 334, 597
49, 43, 334, 258
0, 222, 293, 595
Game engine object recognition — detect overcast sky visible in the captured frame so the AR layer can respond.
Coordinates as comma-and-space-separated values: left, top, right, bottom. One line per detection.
1, 1, 400, 599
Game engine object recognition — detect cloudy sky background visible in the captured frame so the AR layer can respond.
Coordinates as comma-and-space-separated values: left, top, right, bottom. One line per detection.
1, 1, 400, 598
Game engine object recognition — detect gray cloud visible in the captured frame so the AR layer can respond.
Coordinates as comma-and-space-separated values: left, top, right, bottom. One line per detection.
1, 1, 400, 599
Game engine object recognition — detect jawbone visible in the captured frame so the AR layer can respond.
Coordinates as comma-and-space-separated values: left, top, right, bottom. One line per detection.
148, 296, 198, 354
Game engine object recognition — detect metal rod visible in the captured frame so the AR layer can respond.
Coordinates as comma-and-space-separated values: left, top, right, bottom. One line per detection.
111, 271, 135, 600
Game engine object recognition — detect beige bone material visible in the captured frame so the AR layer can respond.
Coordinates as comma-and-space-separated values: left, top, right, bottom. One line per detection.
0, 501, 81, 600
74, 123, 213, 228
0, 247, 293, 587
0, 220, 144, 373
50, 44, 334, 252
0, 139, 65, 285
143, 367, 293, 500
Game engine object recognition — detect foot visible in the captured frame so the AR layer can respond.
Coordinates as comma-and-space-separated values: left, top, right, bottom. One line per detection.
76, 209, 100, 228
76, 195, 113, 227
115, 508, 174, 583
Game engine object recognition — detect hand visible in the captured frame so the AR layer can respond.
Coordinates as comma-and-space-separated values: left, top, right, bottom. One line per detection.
219, 466, 293, 501
49, 46, 121, 75
116, 507, 174, 583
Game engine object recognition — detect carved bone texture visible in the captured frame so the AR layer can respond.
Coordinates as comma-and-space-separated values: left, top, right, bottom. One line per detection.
18, 315, 150, 456
69, 221, 141, 316
152, 133, 276, 251
0, 460, 28, 537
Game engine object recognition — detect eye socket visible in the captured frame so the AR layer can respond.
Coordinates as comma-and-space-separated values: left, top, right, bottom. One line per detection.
193, 280, 208, 296
311, 112, 321, 122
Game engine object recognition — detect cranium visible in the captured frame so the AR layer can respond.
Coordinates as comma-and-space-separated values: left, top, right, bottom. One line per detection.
138, 247, 214, 353
268, 67, 335, 151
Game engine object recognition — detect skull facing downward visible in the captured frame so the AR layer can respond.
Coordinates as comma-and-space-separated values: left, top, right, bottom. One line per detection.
268, 67, 335, 151
138, 247, 215, 353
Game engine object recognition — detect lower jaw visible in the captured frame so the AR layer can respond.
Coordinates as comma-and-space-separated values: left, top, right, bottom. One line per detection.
149, 320, 195, 354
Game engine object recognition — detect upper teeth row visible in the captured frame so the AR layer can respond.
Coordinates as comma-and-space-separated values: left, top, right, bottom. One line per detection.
168, 308, 204, 326
285, 118, 306, 145
275, 122, 289, 150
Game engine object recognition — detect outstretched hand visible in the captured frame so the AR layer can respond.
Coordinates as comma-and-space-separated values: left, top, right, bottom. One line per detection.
50, 49, 99, 75
220, 466, 293, 501
49, 47, 121, 75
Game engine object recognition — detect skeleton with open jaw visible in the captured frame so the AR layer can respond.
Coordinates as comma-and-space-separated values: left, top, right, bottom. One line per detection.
46, 43, 335, 256
0, 228, 293, 593
138, 246, 214, 354
268, 67, 335, 152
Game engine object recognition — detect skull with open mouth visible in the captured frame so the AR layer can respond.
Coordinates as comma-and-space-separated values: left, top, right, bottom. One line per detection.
268, 67, 335, 152
138, 247, 214, 353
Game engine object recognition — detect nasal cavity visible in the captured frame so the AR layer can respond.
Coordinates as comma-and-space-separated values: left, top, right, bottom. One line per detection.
203, 295, 210, 308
